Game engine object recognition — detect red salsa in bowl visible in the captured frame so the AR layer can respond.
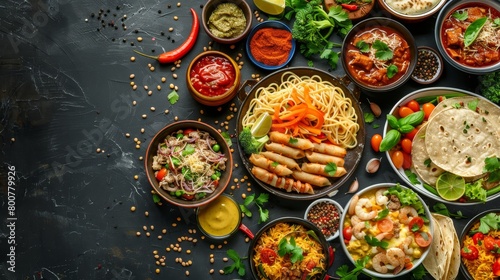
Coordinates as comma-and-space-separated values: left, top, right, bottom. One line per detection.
187, 51, 241, 106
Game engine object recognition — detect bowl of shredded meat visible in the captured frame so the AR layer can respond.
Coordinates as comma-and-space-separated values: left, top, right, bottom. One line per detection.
145, 120, 233, 208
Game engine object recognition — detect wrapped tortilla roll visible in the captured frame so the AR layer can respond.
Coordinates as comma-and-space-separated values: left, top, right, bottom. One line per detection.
292, 171, 331, 187
269, 131, 314, 150
260, 151, 300, 170
301, 162, 347, 178
264, 142, 305, 159
305, 151, 345, 167
312, 142, 347, 158
249, 153, 293, 176
251, 166, 314, 194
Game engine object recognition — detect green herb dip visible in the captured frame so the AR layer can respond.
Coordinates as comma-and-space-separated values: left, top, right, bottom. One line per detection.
208, 3, 246, 39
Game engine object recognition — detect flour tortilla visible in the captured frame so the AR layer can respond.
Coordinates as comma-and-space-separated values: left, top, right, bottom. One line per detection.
384, 0, 440, 15
434, 214, 460, 280
422, 215, 447, 279
411, 123, 444, 186
429, 96, 500, 128
425, 108, 500, 177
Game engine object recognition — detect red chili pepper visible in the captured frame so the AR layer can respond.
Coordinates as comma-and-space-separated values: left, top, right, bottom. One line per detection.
341, 3, 358, 11
239, 223, 254, 239
133, 8, 199, 63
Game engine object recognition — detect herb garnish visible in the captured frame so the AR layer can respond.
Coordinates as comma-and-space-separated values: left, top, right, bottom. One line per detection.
239, 193, 270, 223
335, 255, 371, 279
223, 249, 246, 276
484, 157, 500, 182
356, 40, 370, 53
364, 112, 375, 123
424, 158, 432, 167
464, 17, 487, 47
387, 64, 398, 79
278, 236, 303, 263
375, 208, 389, 220
168, 90, 179, 104
373, 40, 393, 60
452, 10, 468, 21
475, 212, 500, 234
432, 202, 466, 219
365, 235, 389, 249
289, 137, 298, 145
325, 162, 338, 176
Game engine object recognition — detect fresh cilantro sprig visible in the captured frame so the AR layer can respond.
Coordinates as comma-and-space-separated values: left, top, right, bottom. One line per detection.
289, 137, 299, 145
223, 249, 246, 276
335, 255, 370, 280
356, 40, 370, 53
278, 236, 303, 263
432, 202, 466, 219
240, 193, 270, 223
364, 112, 375, 124
477, 212, 500, 234
325, 162, 337, 176
168, 90, 179, 104
365, 235, 389, 249
373, 40, 393, 60
412, 265, 428, 280
484, 157, 500, 182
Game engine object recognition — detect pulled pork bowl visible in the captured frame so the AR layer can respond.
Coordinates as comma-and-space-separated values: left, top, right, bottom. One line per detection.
145, 120, 233, 208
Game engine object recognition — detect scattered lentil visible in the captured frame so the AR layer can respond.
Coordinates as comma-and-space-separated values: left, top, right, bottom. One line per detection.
130, 56, 136, 62
129, 74, 135, 79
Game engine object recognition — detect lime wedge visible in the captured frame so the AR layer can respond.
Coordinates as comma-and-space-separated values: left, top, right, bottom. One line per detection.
250, 112, 272, 138
436, 172, 465, 201
253, 0, 285, 15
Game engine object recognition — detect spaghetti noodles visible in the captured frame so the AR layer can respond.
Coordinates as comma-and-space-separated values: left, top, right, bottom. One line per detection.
241, 72, 360, 149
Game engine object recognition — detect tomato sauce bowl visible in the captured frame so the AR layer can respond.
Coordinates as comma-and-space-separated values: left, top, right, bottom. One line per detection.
186, 50, 241, 106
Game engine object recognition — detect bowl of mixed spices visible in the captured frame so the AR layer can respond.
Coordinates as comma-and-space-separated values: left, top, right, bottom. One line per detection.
202, 0, 253, 45
245, 20, 296, 70
411, 46, 443, 84
304, 198, 343, 241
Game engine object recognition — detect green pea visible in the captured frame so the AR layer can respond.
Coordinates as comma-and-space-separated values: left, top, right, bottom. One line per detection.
211, 174, 219, 180
212, 144, 220, 152
176, 133, 183, 139
175, 190, 184, 197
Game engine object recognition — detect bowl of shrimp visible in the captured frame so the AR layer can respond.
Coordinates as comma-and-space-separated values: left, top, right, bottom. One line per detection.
339, 183, 434, 278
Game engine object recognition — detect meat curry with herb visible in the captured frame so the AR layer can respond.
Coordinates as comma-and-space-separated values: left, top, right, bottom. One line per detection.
345, 26, 411, 87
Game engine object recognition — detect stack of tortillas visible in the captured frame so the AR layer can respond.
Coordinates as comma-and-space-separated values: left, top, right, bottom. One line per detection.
423, 213, 461, 279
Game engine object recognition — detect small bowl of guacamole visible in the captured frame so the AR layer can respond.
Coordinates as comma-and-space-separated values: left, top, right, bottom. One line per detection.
202, 0, 253, 44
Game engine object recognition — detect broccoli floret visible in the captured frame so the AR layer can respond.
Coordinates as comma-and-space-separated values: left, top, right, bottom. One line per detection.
478, 72, 500, 104
238, 127, 269, 155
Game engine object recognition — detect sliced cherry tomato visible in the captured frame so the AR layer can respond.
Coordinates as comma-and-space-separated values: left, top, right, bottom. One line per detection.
260, 248, 277, 265
377, 218, 394, 233
343, 226, 353, 241
415, 232, 432, 247
484, 236, 497, 251
182, 193, 195, 200
155, 167, 168, 181
493, 257, 500, 276
402, 152, 412, 170
472, 232, 484, 245
404, 128, 419, 141
398, 106, 414, 118
408, 216, 424, 232
406, 100, 420, 112
422, 103, 435, 120
371, 134, 383, 152
461, 245, 479, 260
183, 128, 195, 135
391, 150, 404, 169
401, 138, 412, 154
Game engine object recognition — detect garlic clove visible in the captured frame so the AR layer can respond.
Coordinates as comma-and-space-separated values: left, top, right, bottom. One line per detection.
346, 177, 359, 194
367, 98, 382, 117
366, 158, 382, 173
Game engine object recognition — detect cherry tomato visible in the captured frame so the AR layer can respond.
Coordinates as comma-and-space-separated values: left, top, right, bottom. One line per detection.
461, 245, 479, 260
401, 138, 412, 154
343, 226, 353, 241
181, 193, 195, 200
415, 232, 432, 247
404, 128, 419, 141
422, 103, 436, 120
371, 134, 383, 152
472, 232, 484, 245
183, 128, 195, 135
484, 236, 497, 251
398, 106, 414, 118
406, 100, 420, 112
493, 257, 500, 276
377, 218, 394, 233
260, 248, 277, 265
391, 150, 404, 169
155, 167, 168, 181
408, 216, 424, 232
402, 152, 412, 170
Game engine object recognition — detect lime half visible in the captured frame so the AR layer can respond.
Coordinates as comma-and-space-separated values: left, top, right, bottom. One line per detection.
250, 112, 272, 138
436, 172, 465, 201
253, 0, 285, 15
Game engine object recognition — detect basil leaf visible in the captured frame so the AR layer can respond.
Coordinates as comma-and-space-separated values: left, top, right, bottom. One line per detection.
387, 64, 398, 79
399, 124, 415, 134
379, 129, 401, 152
398, 110, 425, 127
387, 114, 400, 129
452, 10, 468, 21
464, 17, 487, 47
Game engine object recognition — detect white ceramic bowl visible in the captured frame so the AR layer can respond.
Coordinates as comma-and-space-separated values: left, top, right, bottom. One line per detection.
304, 198, 343, 241
339, 183, 434, 278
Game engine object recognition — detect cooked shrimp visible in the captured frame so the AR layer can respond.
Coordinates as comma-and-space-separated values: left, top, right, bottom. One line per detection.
348, 194, 359, 216
386, 248, 405, 273
399, 206, 418, 224
401, 236, 414, 255
375, 188, 388, 205
375, 232, 393, 241
352, 220, 366, 240
355, 198, 377, 220
351, 215, 362, 226
372, 252, 390, 274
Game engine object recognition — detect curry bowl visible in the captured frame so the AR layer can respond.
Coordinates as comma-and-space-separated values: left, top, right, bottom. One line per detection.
341, 17, 417, 93
144, 120, 233, 208
460, 209, 500, 279
383, 87, 500, 205
186, 50, 241, 106
340, 183, 434, 278
435, 0, 500, 75
248, 217, 333, 280
236, 67, 365, 200
245, 20, 296, 71
378, 0, 447, 22
202, 0, 252, 45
